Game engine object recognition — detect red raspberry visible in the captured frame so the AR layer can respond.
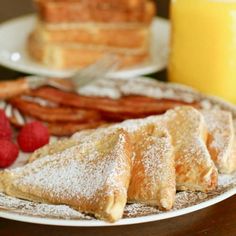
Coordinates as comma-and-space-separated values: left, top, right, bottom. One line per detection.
0, 140, 19, 168
0, 127, 12, 141
17, 121, 50, 153
0, 109, 12, 140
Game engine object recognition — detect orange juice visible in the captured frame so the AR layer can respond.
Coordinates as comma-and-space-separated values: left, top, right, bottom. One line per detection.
169, 0, 236, 103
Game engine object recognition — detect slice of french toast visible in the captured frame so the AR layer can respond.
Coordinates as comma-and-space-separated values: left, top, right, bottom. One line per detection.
164, 106, 218, 192
27, 32, 149, 69
73, 120, 176, 210
127, 124, 175, 210
0, 128, 132, 222
35, 0, 156, 24
202, 109, 236, 174
34, 20, 150, 49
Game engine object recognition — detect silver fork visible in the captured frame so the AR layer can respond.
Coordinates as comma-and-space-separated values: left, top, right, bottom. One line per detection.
0, 54, 120, 99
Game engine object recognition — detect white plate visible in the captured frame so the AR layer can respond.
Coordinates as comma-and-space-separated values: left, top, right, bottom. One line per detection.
0, 186, 236, 227
0, 14, 170, 78
0, 78, 236, 227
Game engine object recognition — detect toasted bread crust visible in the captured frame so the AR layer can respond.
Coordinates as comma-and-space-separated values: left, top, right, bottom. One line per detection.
27, 32, 149, 69
34, 21, 150, 49
35, 0, 156, 24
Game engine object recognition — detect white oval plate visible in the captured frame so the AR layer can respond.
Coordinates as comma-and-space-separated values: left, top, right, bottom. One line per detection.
0, 186, 235, 227
0, 78, 235, 227
0, 14, 169, 78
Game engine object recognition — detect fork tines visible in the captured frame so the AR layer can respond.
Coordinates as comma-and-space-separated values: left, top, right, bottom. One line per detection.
72, 54, 120, 88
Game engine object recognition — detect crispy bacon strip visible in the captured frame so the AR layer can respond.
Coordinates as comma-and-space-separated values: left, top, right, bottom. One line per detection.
9, 96, 102, 123
9, 87, 200, 136
28, 87, 199, 115
0, 79, 30, 99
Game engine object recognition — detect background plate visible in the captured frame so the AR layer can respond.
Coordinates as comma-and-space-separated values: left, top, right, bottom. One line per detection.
0, 14, 169, 78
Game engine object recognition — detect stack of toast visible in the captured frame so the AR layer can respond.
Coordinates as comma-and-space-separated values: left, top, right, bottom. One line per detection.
1, 106, 236, 222
27, 0, 156, 69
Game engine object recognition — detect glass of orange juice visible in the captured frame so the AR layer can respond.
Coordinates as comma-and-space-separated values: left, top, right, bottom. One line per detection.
168, 0, 236, 103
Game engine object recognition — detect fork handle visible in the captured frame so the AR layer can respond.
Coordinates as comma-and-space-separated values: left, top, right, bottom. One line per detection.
0, 78, 29, 100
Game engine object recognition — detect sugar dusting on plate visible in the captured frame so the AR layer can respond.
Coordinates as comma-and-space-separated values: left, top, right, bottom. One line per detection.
0, 172, 235, 220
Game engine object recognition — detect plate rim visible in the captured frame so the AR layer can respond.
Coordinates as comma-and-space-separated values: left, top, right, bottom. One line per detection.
0, 186, 235, 227
0, 14, 170, 78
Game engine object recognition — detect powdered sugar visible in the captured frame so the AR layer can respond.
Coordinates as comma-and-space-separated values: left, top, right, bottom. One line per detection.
218, 173, 236, 187
2, 129, 130, 221
78, 77, 200, 103
0, 171, 235, 221
203, 110, 233, 150
202, 109, 234, 173
0, 193, 90, 220
141, 132, 173, 181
